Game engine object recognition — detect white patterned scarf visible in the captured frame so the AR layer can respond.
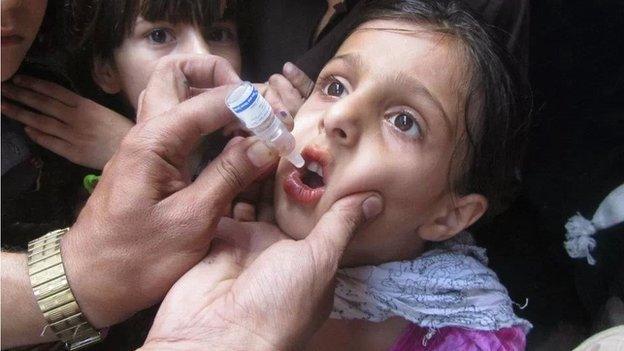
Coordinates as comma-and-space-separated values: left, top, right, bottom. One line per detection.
331, 232, 532, 333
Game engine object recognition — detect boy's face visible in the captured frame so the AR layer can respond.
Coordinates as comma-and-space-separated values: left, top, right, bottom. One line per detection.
274, 20, 471, 266
97, 16, 240, 109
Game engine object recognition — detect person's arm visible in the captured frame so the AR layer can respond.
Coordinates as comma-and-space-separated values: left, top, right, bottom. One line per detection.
140, 193, 383, 350
1, 54, 280, 349
1, 252, 57, 348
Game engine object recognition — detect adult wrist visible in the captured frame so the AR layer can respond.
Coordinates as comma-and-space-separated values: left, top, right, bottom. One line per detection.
0, 252, 58, 348
27, 228, 103, 349
59, 226, 128, 329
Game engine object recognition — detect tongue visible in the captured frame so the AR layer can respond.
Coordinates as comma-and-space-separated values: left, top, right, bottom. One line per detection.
302, 171, 324, 189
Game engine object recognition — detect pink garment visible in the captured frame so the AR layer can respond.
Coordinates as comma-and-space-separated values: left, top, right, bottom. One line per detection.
389, 324, 526, 351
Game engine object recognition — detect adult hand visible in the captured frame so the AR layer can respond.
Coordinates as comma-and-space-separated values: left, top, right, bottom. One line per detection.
267, 62, 315, 116
141, 193, 383, 350
222, 80, 294, 223
58, 54, 281, 329
1, 75, 133, 170
231, 177, 276, 222
222, 82, 294, 139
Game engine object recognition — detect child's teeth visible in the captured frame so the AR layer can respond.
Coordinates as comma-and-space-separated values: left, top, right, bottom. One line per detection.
306, 161, 323, 177
307, 162, 318, 173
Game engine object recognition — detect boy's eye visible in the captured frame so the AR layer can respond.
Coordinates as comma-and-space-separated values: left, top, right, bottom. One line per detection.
206, 27, 235, 42
387, 112, 422, 138
147, 28, 174, 44
325, 81, 346, 97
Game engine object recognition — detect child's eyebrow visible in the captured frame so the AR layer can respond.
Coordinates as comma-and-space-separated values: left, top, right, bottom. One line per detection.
330, 53, 451, 130
391, 74, 451, 130
329, 53, 365, 71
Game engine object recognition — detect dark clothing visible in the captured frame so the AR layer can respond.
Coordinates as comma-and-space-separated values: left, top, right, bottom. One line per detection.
1, 61, 89, 250
574, 221, 624, 320
240, 0, 530, 82
1, 119, 40, 199
295, 0, 365, 80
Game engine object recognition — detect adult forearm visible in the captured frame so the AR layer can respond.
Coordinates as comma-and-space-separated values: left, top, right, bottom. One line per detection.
1, 252, 57, 348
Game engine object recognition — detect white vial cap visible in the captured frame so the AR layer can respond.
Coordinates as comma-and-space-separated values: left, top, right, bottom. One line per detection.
226, 82, 271, 128
285, 152, 305, 168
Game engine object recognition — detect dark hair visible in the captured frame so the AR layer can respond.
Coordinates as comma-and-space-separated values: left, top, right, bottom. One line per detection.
26, 0, 78, 59
68, 0, 236, 112
72, 0, 235, 61
357, 0, 531, 216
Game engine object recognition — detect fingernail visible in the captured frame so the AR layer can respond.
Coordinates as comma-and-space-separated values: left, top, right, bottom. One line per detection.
362, 195, 383, 221
246, 141, 276, 168
283, 62, 295, 75
278, 110, 293, 122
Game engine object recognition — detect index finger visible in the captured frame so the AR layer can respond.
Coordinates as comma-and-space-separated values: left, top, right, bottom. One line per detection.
282, 62, 314, 98
12, 75, 79, 107
138, 54, 242, 122
132, 85, 237, 168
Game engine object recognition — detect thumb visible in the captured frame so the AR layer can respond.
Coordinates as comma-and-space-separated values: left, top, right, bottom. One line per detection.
304, 193, 383, 270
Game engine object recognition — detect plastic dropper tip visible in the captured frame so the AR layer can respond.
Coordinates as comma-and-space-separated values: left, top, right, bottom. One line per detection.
286, 152, 305, 168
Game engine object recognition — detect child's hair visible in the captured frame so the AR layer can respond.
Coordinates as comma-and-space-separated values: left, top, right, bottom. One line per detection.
74, 0, 236, 63
357, 0, 531, 216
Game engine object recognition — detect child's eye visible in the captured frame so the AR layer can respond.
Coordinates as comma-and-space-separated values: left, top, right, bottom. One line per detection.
324, 79, 347, 97
386, 112, 422, 138
206, 27, 236, 42
147, 28, 175, 44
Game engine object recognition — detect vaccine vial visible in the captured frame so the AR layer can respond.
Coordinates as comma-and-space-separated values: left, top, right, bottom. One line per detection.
226, 82, 304, 168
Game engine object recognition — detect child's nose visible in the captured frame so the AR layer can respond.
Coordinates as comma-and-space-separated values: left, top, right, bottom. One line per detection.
182, 33, 211, 55
320, 99, 361, 147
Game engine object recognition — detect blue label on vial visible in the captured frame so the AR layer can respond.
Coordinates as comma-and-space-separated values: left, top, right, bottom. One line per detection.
233, 88, 258, 113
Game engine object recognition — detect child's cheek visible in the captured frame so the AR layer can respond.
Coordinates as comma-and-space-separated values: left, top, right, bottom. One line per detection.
292, 110, 323, 140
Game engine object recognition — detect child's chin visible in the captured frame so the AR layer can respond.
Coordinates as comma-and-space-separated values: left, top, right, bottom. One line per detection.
275, 212, 313, 240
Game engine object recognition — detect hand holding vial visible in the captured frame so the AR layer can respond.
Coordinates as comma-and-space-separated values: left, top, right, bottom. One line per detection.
226, 82, 305, 168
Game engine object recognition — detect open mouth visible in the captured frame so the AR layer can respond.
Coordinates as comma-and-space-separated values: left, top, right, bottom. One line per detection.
282, 146, 329, 204
301, 161, 325, 189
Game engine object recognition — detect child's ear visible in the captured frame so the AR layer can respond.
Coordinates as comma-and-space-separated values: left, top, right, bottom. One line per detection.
417, 194, 488, 242
92, 57, 121, 94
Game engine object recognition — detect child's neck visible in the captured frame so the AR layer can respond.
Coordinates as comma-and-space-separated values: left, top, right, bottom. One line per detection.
340, 237, 426, 268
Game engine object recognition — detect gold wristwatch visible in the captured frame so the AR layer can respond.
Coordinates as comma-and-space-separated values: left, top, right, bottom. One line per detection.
28, 228, 103, 350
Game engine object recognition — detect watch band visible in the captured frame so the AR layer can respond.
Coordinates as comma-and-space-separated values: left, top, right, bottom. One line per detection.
28, 228, 103, 350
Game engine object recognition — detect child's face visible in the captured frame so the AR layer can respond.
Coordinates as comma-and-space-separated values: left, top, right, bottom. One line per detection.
96, 16, 240, 109
274, 20, 473, 266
